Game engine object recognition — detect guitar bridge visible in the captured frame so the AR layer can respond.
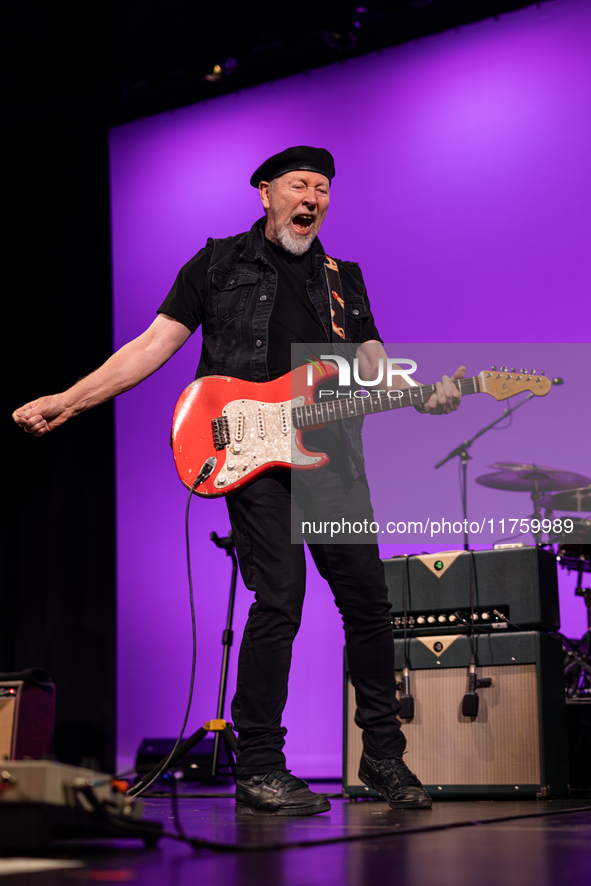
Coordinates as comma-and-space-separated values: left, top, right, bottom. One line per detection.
212, 415, 231, 450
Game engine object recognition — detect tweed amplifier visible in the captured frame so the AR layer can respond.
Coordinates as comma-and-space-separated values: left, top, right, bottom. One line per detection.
343, 631, 569, 799
0, 681, 55, 761
384, 547, 559, 635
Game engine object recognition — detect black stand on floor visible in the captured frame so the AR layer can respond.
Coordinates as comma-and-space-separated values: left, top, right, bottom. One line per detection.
132, 531, 239, 792
209, 530, 239, 778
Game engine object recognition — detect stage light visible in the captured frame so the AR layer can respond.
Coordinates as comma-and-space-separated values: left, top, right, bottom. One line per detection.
204, 58, 237, 83
205, 65, 223, 83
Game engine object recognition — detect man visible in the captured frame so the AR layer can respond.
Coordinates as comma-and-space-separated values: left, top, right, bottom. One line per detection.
13, 146, 463, 817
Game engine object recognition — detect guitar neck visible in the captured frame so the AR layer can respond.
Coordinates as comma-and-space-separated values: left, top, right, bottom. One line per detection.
292, 376, 481, 429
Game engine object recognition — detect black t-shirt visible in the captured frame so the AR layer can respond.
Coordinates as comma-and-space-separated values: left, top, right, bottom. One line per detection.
264, 237, 378, 377
157, 233, 381, 379
265, 237, 322, 379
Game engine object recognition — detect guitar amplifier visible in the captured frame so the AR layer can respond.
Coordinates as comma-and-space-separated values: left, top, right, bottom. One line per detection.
0, 681, 56, 761
384, 547, 559, 635
343, 631, 569, 799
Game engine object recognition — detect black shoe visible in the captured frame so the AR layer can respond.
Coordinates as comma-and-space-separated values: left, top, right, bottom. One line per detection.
235, 769, 331, 817
359, 752, 432, 809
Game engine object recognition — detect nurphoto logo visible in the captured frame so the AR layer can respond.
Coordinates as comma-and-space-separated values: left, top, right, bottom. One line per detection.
305, 355, 419, 399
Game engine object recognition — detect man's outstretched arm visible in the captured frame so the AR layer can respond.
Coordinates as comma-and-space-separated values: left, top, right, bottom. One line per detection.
12, 313, 192, 437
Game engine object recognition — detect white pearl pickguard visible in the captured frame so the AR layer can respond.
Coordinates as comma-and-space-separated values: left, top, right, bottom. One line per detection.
213, 396, 322, 490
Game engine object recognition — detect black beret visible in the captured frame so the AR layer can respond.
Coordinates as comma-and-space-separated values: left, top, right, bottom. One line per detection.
250, 146, 335, 187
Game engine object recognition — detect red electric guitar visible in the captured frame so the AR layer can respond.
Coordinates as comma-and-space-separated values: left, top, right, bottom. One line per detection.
171, 363, 551, 497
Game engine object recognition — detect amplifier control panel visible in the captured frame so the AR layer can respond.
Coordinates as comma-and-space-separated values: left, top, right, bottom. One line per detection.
392, 605, 510, 635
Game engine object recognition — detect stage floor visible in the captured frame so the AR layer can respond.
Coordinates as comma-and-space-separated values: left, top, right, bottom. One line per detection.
1, 783, 590, 885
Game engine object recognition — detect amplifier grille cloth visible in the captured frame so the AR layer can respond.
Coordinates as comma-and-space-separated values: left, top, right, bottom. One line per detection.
346, 664, 540, 785
0, 699, 16, 758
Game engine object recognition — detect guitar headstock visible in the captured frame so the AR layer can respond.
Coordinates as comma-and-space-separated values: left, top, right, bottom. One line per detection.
479, 366, 552, 400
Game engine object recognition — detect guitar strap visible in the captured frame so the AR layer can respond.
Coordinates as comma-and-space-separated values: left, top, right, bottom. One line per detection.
323, 255, 346, 342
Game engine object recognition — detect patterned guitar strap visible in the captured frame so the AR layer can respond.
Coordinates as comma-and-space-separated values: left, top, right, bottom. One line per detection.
323, 255, 346, 342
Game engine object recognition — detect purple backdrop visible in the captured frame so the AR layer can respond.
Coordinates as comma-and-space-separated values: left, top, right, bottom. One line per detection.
110, 0, 591, 775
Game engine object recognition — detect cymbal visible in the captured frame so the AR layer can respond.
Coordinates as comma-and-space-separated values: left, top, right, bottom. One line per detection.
539, 486, 591, 511
488, 462, 557, 472
476, 469, 591, 492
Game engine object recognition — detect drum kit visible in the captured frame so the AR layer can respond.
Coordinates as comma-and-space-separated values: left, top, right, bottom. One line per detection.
476, 464, 590, 547
476, 464, 591, 698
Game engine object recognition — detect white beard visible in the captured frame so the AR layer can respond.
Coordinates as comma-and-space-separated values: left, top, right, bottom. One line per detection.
276, 221, 317, 256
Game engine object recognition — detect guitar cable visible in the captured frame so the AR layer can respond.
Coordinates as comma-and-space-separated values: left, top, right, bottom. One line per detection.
127, 474, 201, 798
461, 552, 482, 718
397, 557, 414, 720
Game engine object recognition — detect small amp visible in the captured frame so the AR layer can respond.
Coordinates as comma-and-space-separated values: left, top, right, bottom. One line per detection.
384, 546, 559, 635
0, 680, 56, 761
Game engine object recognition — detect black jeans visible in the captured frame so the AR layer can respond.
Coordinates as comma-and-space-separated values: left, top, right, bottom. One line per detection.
226, 468, 405, 776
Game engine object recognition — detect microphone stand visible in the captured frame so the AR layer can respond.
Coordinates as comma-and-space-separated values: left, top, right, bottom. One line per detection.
434, 393, 535, 550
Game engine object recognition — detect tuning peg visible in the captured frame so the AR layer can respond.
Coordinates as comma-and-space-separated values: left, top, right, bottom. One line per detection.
540, 370, 545, 376
520, 368, 526, 373
501, 366, 507, 372
511, 367, 516, 373
491, 365, 497, 371
530, 369, 536, 375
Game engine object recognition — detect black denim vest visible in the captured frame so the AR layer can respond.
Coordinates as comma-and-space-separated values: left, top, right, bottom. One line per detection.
195, 218, 371, 479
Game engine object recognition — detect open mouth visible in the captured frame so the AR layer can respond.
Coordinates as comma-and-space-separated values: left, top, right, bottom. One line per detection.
291, 214, 316, 235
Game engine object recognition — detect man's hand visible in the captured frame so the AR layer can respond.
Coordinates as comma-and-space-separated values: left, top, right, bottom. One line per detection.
12, 314, 192, 438
12, 394, 71, 437
423, 366, 466, 415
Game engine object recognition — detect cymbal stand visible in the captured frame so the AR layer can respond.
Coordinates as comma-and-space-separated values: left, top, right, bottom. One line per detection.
561, 554, 591, 633
435, 393, 535, 550
529, 468, 543, 545
576, 584, 591, 634
556, 552, 591, 696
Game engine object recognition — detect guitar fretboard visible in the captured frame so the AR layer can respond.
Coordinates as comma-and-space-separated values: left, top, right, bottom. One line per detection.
292, 376, 481, 429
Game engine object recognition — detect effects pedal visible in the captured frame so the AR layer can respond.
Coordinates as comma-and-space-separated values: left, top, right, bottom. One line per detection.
0, 760, 162, 849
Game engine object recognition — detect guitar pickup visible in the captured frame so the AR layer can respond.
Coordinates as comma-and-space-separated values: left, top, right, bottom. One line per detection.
212, 415, 231, 450
280, 404, 289, 435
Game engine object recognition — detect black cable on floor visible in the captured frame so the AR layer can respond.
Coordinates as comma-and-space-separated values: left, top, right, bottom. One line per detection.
76, 785, 591, 855
158, 802, 591, 854
142, 791, 344, 799
143, 791, 236, 799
